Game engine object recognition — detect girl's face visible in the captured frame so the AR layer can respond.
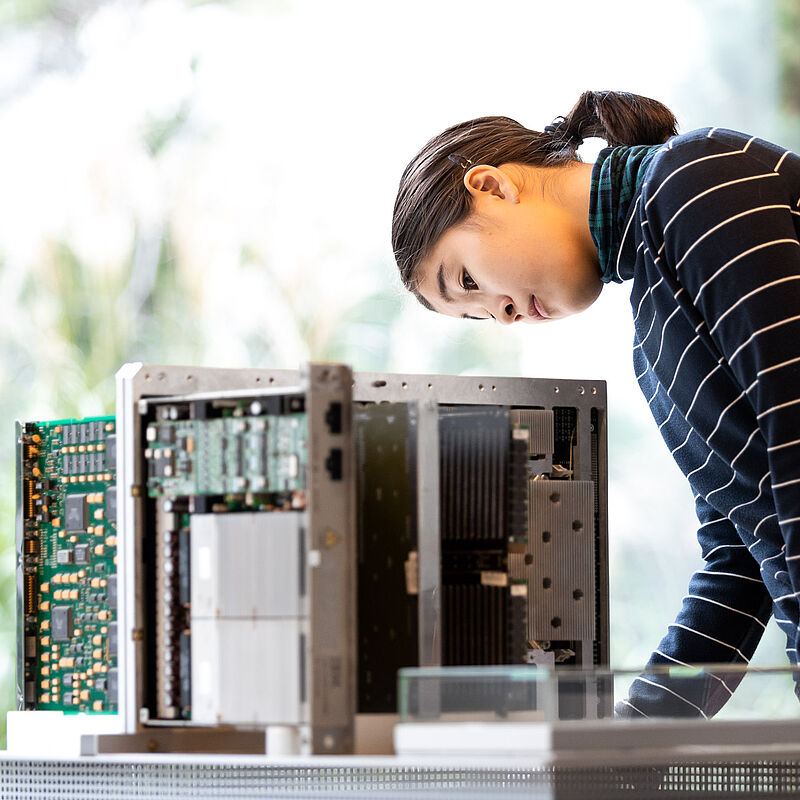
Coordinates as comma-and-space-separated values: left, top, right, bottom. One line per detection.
414, 163, 603, 324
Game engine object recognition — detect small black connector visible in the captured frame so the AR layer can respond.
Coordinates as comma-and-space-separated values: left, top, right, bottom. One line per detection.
324, 402, 343, 434
325, 448, 343, 480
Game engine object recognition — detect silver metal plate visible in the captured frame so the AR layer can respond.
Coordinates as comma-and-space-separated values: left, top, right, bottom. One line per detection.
510, 480, 596, 642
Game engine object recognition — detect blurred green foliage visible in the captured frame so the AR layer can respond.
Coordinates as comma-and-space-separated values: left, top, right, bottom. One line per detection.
777, 0, 800, 117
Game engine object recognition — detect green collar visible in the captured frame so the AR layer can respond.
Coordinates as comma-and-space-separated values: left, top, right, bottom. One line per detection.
588, 144, 662, 283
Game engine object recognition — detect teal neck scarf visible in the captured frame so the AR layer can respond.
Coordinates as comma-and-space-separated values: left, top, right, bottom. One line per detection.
588, 144, 662, 283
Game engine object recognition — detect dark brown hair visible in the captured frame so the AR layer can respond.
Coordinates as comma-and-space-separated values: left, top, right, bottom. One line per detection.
392, 90, 678, 306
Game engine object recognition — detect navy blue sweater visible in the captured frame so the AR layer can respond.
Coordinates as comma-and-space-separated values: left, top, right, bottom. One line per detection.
607, 128, 800, 717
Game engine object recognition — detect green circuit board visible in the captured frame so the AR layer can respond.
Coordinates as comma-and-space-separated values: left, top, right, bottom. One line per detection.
145, 412, 308, 499
19, 416, 118, 713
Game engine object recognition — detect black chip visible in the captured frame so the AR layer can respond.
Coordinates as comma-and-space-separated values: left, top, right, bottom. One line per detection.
62, 455, 72, 476
107, 668, 118, 705
155, 457, 172, 477
64, 494, 87, 532
56, 549, 72, 565
108, 622, 118, 658
159, 425, 175, 445
63, 674, 73, 687
107, 574, 117, 607
63, 425, 74, 445
52, 606, 73, 641
79, 423, 89, 444
70, 454, 79, 475
95, 678, 106, 692
106, 435, 117, 470
63, 692, 73, 705
74, 544, 90, 564
77, 454, 87, 475
106, 487, 117, 523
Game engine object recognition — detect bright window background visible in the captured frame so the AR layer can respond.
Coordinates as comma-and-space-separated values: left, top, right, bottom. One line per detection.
0, 0, 797, 740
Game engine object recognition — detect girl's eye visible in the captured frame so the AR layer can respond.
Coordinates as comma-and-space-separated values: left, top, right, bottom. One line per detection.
462, 270, 478, 291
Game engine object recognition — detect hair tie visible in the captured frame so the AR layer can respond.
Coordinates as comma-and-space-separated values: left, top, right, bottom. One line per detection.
447, 152, 473, 169
544, 117, 583, 148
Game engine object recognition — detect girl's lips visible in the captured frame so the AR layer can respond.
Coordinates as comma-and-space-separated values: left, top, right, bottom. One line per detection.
529, 294, 549, 320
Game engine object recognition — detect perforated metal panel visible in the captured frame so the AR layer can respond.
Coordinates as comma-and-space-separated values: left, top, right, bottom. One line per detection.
509, 480, 595, 641
2, 756, 800, 798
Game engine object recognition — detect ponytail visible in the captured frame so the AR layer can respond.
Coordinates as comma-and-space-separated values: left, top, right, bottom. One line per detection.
392, 90, 678, 296
546, 90, 678, 150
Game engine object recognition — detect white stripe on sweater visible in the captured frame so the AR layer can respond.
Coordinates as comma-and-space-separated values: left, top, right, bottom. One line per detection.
675, 206, 791, 273
633, 676, 708, 719
645, 148, 746, 209
710, 275, 800, 336
683, 594, 767, 629
728, 315, 800, 365
653, 650, 734, 695
694, 239, 799, 304
662, 174, 782, 241
668, 622, 750, 663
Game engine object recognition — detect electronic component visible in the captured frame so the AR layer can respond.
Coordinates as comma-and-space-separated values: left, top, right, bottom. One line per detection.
74, 544, 89, 564
13, 363, 607, 755
16, 415, 118, 714
51, 606, 73, 641
145, 411, 307, 499
64, 494, 87, 532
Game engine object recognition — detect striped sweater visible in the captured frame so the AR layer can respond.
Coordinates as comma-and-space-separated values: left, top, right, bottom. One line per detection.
605, 127, 800, 718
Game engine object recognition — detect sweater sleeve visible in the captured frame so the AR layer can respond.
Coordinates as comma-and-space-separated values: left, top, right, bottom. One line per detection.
619, 494, 772, 719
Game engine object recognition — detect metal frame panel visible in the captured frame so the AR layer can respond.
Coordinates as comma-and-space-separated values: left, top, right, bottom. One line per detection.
115, 362, 357, 752
37, 361, 611, 753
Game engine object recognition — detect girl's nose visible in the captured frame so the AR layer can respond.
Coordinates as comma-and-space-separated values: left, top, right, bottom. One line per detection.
496, 300, 516, 325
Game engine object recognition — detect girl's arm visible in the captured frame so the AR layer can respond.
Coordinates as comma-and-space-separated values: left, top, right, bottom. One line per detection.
620, 495, 772, 718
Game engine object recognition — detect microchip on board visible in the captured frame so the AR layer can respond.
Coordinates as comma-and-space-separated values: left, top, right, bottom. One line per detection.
64, 494, 87, 532
52, 606, 73, 641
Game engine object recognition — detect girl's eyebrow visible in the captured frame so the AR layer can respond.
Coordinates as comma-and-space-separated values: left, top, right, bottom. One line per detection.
436, 263, 455, 304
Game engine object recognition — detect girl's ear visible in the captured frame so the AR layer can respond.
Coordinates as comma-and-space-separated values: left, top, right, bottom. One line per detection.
463, 165, 521, 205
